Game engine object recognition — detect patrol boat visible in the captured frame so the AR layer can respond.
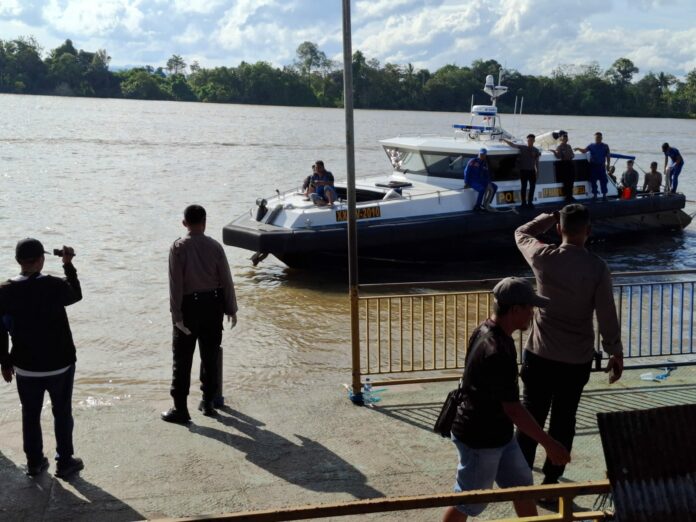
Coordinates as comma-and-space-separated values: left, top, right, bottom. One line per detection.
222, 76, 691, 269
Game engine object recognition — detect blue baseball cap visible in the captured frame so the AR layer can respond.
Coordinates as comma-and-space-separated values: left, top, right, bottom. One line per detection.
479, 148, 488, 155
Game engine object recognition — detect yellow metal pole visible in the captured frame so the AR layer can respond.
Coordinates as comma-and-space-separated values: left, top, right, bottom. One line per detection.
343, 0, 362, 405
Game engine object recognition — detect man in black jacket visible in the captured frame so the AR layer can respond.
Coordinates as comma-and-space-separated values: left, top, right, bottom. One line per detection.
0, 238, 84, 478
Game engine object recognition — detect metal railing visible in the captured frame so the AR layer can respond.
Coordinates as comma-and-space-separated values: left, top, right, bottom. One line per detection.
152, 480, 611, 521
358, 271, 696, 383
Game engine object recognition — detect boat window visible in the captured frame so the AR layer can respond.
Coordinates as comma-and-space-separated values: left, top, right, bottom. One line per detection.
422, 152, 474, 178
383, 147, 427, 174
488, 155, 519, 181
572, 160, 591, 181
537, 162, 556, 184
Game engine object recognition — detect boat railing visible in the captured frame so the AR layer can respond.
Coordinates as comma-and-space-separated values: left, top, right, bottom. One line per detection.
355, 270, 696, 386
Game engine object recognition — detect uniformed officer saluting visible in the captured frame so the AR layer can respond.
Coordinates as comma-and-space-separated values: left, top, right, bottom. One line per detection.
162, 204, 238, 423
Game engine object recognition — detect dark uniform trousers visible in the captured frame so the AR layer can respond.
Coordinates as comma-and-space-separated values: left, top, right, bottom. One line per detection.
516, 350, 591, 483
171, 289, 223, 406
557, 160, 575, 200
519, 169, 536, 205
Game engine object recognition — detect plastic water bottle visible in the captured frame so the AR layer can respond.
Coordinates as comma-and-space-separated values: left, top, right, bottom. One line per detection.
362, 378, 373, 403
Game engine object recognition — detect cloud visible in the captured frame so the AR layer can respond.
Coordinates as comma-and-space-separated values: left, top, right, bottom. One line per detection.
42, 0, 145, 36
0, 0, 695, 78
0, 0, 22, 16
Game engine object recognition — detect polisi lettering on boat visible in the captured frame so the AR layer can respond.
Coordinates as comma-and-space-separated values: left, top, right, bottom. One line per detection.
542, 186, 587, 198
335, 206, 381, 222
497, 190, 522, 204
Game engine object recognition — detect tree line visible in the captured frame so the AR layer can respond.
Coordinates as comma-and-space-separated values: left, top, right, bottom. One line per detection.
2, 37, 696, 118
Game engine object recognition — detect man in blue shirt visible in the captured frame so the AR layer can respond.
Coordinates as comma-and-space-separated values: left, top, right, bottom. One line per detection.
575, 132, 611, 201
662, 142, 684, 194
464, 148, 498, 211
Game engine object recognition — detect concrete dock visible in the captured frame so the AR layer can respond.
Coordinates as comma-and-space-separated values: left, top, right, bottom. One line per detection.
2, 366, 696, 521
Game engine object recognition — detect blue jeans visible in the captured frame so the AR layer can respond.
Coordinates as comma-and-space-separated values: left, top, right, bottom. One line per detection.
451, 434, 532, 516
16, 364, 75, 465
669, 162, 683, 192
590, 164, 608, 196
470, 181, 498, 208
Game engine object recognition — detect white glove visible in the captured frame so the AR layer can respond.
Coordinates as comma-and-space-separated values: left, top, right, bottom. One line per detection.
227, 314, 237, 329
175, 321, 191, 335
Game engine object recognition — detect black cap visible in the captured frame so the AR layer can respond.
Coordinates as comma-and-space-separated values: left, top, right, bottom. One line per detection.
493, 277, 549, 308
15, 238, 48, 261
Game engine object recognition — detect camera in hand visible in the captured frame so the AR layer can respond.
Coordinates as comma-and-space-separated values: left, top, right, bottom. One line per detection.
53, 249, 75, 257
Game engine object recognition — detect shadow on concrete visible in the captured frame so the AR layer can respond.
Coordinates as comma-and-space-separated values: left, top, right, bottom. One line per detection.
188, 407, 383, 499
373, 383, 696, 438
371, 401, 441, 434
0, 451, 143, 521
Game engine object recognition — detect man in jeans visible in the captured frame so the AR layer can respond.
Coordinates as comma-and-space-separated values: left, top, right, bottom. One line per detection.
514, 204, 624, 490
443, 277, 570, 522
0, 238, 84, 478
503, 134, 540, 208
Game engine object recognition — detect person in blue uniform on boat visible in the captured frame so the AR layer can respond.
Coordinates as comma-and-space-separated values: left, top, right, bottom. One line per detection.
464, 148, 498, 212
662, 142, 684, 194
308, 160, 337, 206
575, 132, 611, 201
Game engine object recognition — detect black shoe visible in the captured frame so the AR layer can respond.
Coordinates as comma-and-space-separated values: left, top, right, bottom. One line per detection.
26, 456, 49, 477
212, 396, 225, 408
602, 194, 608, 202
161, 407, 191, 424
537, 478, 559, 508
472, 206, 483, 212
55, 457, 84, 479
198, 401, 218, 417
527, 203, 535, 209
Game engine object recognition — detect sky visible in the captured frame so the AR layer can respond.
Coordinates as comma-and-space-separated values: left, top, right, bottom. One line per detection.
1, 0, 696, 78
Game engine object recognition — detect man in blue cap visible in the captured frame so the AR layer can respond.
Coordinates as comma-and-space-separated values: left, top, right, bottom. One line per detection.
464, 148, 498, 211
0, 238, 84, 479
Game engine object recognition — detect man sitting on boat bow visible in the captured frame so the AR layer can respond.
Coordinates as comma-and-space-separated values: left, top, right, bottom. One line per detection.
464, 148, 498, 212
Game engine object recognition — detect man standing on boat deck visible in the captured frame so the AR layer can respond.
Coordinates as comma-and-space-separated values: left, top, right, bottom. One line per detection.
502, 134, 540, 209
464, 148, 497, 211
514, 204, 624, 490
0, 239, 84, 479
662, 142, 684, 194
551, 132, 575, 202
162, 204, 238, 423
575, 132, 611, 201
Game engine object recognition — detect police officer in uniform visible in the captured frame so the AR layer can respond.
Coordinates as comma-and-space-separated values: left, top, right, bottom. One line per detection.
162, 205, 238, 423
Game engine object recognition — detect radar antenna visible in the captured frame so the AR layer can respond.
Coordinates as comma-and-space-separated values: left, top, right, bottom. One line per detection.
483, 73, 508, 107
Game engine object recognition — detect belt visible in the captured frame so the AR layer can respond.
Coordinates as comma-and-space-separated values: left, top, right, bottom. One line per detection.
185, 289, 222, 301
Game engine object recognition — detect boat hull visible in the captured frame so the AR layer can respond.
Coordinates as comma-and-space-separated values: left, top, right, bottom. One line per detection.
222, 195, 692, 268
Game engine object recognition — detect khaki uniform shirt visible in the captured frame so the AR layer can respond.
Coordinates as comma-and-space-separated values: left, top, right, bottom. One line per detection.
169, 232, 238, 323
554, 143, 575, 161
515, 214, 623, 364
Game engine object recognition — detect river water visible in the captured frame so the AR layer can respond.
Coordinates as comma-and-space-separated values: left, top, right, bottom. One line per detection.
1, 94, 695, 410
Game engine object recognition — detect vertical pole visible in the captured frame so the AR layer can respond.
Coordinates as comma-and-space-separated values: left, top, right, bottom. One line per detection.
343, 0, 363, 405
470, 94, 474, 111
519, 96, 524, 116
513, 95, 518, 115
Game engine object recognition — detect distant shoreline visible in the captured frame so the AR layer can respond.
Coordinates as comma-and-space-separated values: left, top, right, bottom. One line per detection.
2, 36, 695, 119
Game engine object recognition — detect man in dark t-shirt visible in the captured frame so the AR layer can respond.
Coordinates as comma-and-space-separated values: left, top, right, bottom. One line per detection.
443, 277, 570, 522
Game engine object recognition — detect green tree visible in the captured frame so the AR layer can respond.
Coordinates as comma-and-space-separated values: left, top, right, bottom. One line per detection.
166, 54, 187, 75
119, 69, 168, 100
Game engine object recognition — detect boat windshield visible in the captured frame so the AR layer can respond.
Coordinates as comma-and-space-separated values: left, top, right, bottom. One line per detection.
384, 147, 427, 174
